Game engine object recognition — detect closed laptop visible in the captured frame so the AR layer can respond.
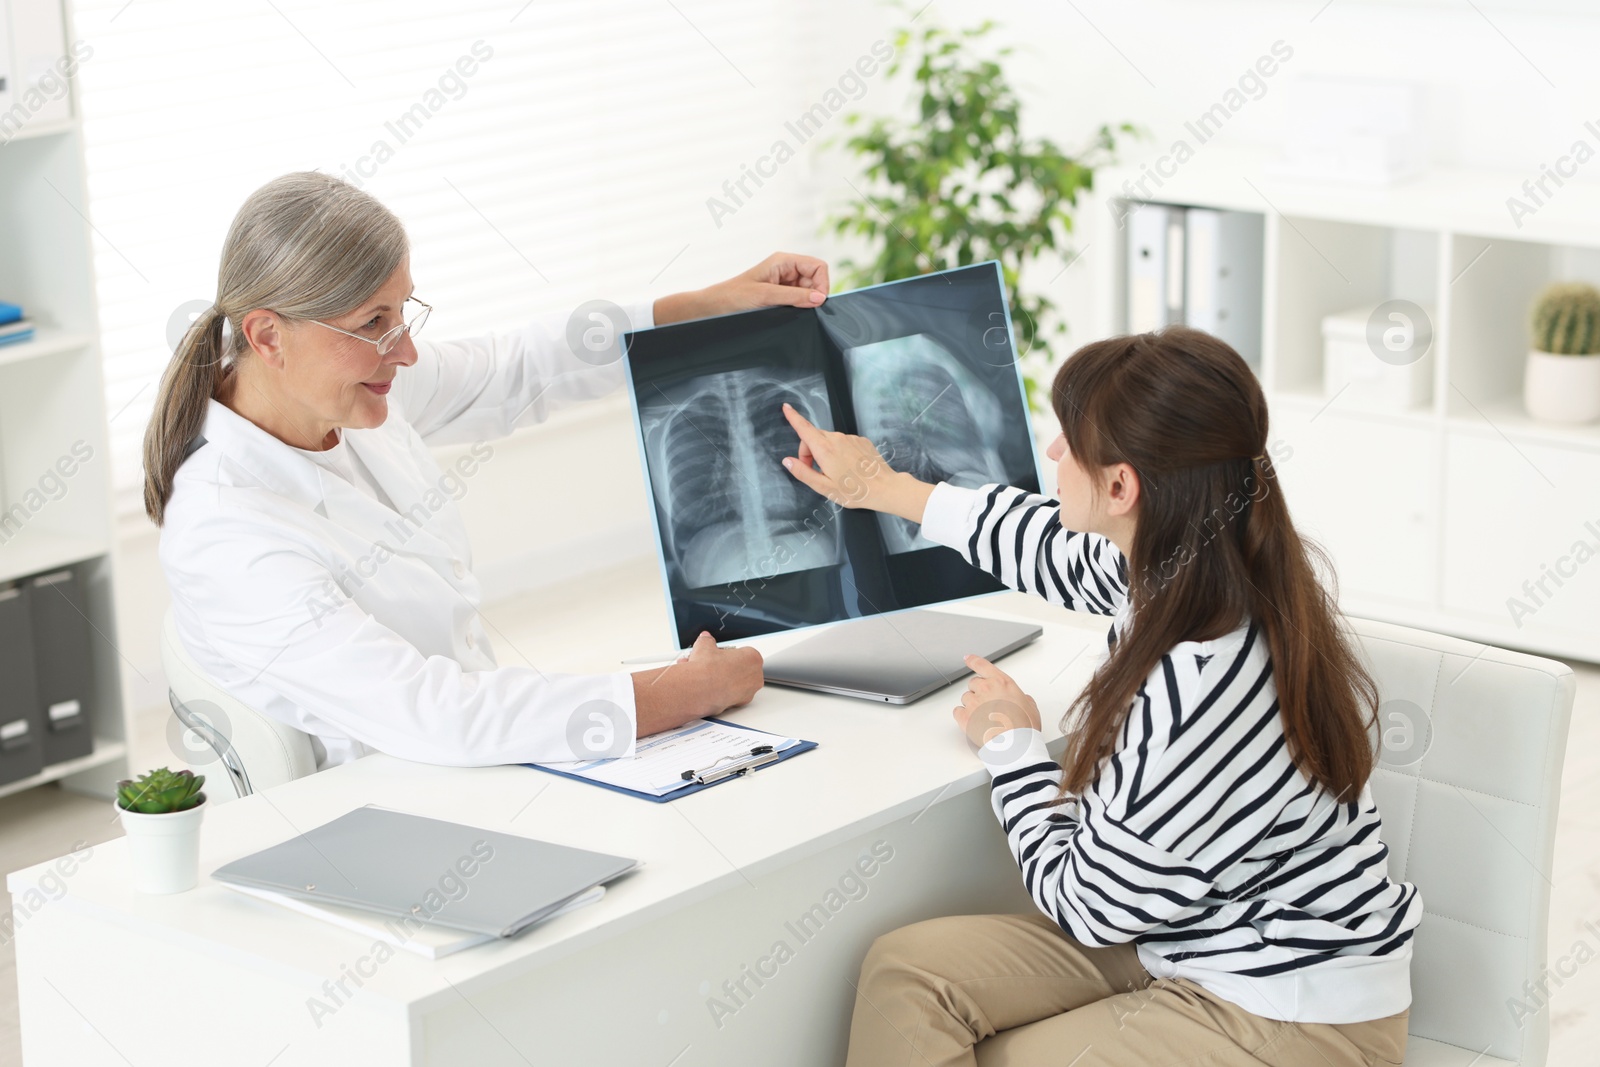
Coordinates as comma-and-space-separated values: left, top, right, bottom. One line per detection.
762, 610, 1042, 704
211, 806, 638, 939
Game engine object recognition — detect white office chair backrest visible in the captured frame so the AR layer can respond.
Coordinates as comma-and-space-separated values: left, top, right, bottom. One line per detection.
1354, 617, 1575, 1067
160, 610, 318, 802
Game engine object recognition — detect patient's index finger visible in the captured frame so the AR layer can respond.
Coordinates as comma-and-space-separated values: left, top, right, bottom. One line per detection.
964, 654, 999, 678
782, 402, 825, 444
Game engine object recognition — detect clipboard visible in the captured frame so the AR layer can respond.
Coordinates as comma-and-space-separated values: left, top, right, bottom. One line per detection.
523, 718, 817, 804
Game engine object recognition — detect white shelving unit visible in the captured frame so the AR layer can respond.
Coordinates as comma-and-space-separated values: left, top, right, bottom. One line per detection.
0, 0, 133, 799
1087, 147, 1600, 663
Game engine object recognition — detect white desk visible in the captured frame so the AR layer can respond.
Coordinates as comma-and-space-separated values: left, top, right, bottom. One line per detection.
8, 596, 1107, 1066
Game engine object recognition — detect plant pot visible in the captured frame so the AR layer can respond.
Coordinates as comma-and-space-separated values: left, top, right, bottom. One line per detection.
115, 795, 206, 894
1524, 349, 1600, 424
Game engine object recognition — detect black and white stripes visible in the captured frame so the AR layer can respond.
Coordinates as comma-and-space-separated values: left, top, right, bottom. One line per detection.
920, 481, 1421, 1024
961, 483, 1130, 616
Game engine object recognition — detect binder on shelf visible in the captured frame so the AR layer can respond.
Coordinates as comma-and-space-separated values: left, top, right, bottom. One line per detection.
1126, 203, 1186, 333
0, 0, 12, 117
0, 586, 44, 787
1184, 208, 1265, 370
7, 0, 71, 128
29, 568, 94, 765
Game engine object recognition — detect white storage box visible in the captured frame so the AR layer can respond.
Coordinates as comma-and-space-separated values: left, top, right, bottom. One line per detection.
1322, 302, 1434, 411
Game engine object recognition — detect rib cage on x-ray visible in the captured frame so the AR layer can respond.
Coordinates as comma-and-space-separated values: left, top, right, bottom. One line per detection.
844, 334, 1010, 554
641, 369, 844, 589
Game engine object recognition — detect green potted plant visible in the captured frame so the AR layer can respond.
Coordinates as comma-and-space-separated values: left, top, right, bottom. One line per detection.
825, 12, 1136, 411
115, 766, 207, 894
1525, 282, 1600, 424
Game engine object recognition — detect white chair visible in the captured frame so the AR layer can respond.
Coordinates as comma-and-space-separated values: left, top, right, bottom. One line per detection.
160, 609, 318, 802
1358, 617, 1573, 1066
978, 616, 1576, 1067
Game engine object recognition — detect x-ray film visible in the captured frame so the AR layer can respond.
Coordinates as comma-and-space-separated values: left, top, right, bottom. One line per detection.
638, 368, 844, 589
623, 261, 1041, 649
843, 334, 1010, 554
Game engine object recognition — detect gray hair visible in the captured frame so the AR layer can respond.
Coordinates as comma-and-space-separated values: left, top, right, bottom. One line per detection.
142, 171, 408, 524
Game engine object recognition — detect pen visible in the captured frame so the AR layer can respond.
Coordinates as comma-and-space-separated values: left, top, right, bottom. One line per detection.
620, 650, 695, 665
622, 641, 745, 665
680, 745, 778, 785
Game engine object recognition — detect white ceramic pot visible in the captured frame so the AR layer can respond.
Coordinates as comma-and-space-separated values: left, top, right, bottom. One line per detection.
116, 796, 206, 894
1525, 349, 1600, 424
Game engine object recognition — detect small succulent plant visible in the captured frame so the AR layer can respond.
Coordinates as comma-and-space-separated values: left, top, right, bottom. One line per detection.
1531, 282, 1600, 356
117, 767, 206, 814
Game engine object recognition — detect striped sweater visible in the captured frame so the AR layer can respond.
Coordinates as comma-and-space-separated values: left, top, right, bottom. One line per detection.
920, 481, 1422, 1024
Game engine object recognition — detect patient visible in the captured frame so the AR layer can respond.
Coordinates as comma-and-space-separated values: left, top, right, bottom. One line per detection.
781, 327, 1418, 1067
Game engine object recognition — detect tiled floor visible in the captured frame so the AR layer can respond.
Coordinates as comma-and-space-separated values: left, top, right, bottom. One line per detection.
0, 555, 1596, 1065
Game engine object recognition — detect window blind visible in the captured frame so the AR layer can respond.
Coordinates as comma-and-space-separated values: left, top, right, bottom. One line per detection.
69, 0, 833, 513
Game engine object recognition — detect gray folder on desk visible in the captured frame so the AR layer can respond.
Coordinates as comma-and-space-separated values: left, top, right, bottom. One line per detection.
211, 806, 638, 939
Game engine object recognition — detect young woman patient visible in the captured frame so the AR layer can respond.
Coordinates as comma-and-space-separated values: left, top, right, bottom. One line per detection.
780, 327, 1419, 1067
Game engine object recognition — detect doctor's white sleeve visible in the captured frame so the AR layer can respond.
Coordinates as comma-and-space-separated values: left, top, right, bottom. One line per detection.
173, 514, 639, 768
393, 298, 656, 446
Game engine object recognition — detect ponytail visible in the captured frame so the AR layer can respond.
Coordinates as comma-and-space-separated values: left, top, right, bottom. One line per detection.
1240, 450, 1377, 801
143, 305, 231, 524
139, 170, 411, 526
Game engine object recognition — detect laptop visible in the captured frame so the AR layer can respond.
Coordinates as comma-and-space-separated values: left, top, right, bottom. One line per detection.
760, 610, 1042, 704
211, 806, 638, 939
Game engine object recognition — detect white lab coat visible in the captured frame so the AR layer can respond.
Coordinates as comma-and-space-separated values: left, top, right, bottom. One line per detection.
160, 300, 655, 769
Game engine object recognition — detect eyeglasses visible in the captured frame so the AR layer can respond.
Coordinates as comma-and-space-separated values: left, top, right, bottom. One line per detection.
307, 296, 431, 355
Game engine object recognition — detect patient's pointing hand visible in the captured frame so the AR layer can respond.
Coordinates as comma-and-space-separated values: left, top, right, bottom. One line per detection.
779, 403, 934, 523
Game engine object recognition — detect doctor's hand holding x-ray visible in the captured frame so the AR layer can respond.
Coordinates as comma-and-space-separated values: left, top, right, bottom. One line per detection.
147, 172, 829, 771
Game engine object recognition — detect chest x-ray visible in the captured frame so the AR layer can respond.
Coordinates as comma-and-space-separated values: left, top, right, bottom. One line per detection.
639, 368, 843, 589
844, 334, 1009, 554
623, 261, 1041, 649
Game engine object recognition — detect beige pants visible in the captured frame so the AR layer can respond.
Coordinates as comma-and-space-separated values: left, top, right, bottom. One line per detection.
844, 914, 1409, 1067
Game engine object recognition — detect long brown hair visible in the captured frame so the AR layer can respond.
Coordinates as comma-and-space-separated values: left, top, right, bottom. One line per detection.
142, 171, 408, 524
1052, 327, 1377, 802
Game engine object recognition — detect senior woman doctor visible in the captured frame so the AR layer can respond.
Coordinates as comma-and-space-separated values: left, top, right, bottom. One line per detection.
145, 171, 825, 769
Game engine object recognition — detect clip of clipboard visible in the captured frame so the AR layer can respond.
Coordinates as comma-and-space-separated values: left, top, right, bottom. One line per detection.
524, 718, 818, 804
681, 744, 780, 785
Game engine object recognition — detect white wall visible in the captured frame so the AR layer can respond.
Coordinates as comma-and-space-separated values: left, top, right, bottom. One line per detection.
111, 0, 1600, 714
828, 0, 1600, 374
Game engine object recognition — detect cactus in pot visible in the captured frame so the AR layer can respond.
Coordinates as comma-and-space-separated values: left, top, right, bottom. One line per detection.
1524, 282, 1600, 424
1531, 282, 1600, 356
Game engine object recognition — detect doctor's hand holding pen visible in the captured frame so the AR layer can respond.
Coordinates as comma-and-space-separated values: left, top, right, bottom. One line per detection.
631, 631, 764, 736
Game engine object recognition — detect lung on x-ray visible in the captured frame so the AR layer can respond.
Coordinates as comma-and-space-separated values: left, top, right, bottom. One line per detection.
843, 334, 1009, 554
639, 367, 843, 589
623, 261, 1041, 648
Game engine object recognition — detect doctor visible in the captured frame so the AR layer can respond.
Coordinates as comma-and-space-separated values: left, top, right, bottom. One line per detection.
145, 171, 829, 769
